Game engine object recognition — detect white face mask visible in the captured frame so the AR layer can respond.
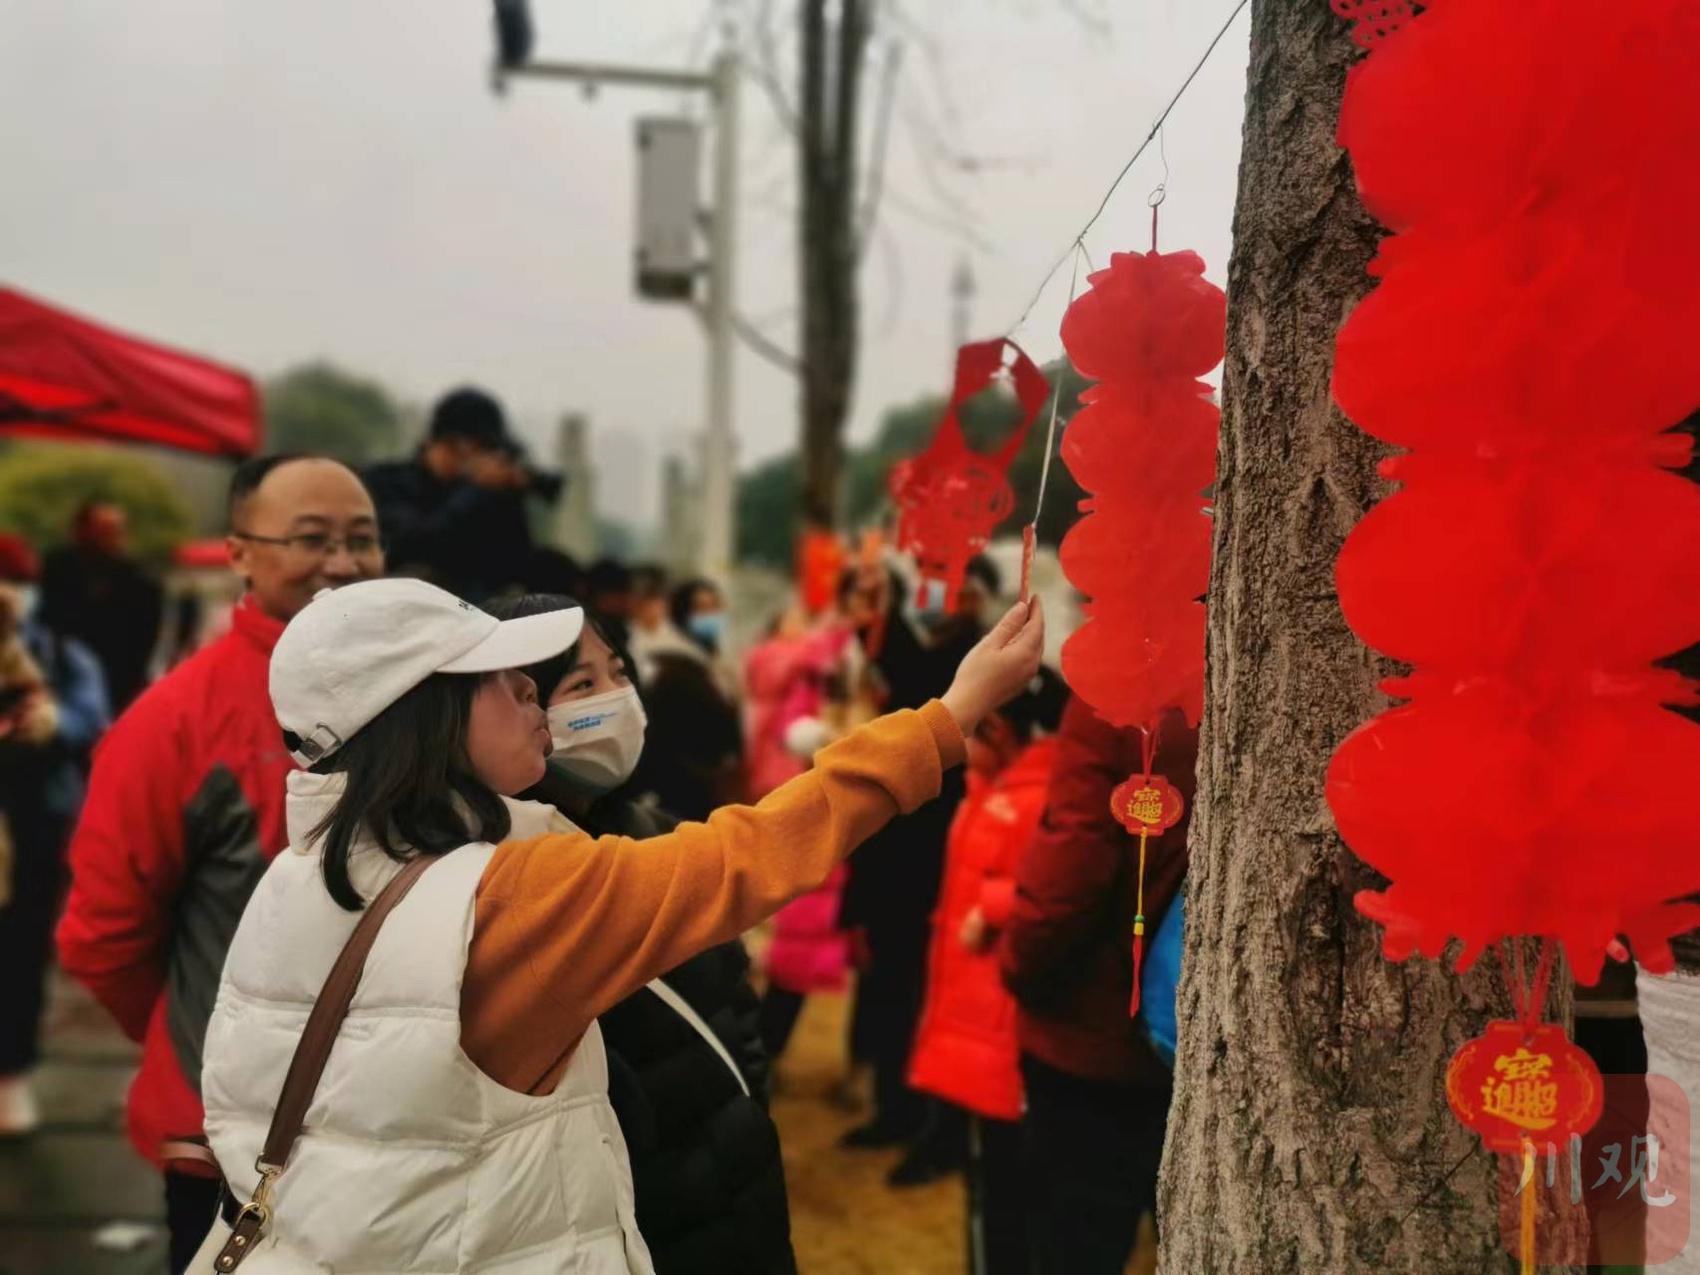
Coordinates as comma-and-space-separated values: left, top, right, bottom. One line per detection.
546, 685, 648, 793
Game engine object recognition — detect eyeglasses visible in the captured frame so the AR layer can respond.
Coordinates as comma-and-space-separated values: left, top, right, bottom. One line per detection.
233, 531, 384, 558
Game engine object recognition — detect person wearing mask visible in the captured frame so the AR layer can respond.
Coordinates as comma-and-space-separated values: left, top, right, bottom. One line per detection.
627, 578, 743, 821
55, 455, 383, 1274
188, 578, 1042, 1274
1002, 696, 1196, 1275
362, 386, 545, 602
495, 593, 796, 1275
40, 499, 164, 711
837, 557, 997, 1169
0, 534, 110, 1135
907, 668, 1064, 1261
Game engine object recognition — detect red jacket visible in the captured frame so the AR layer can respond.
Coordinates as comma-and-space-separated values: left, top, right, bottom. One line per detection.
57, 598, 293, 1167
908, 736, 1057, 1120
1001, 697, 1194, 1087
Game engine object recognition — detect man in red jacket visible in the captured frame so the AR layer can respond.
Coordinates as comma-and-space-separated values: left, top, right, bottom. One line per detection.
56, 454, 382, 1274
1002, 695, 1196, 1275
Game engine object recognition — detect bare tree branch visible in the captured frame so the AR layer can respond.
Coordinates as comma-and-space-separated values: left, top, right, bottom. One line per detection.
1057, 0, 1114, 41
882, 186, 995, 253
744, 0, 800, 134
732, 312, 801, 374
854, 40, 902, 260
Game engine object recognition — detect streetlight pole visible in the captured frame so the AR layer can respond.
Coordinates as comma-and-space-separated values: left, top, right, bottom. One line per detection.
699, 51, 738, 576
497, 51, 740, 577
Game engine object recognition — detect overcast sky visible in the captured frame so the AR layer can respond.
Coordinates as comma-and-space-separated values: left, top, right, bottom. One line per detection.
0, 0, 1249, 526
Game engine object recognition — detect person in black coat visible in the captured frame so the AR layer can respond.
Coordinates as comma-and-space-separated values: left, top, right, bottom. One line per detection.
39, 500, 162, 711
838, 556, 997, 1184
495, 594, 796, 1275
361, 387, 551, 603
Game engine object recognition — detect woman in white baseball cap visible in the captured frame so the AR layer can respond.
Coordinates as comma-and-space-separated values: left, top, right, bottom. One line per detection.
191, 575, 1044, 1274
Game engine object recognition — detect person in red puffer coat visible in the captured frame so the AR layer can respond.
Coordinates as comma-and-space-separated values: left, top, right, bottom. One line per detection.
55, 456, 382, 1275
909, 667, 1065, 1275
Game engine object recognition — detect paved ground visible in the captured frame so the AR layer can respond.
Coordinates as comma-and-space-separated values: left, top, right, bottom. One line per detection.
0, 977, 166, 1275
3, 975, 1157, 1275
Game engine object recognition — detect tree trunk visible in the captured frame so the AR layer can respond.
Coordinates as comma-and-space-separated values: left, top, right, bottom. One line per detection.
1666, 409, 1700, 973
797, 0, 866, 532
1157, 2, 1572, 1270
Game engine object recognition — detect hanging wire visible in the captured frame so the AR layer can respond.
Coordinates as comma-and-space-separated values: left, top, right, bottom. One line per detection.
1005, 0, 1250, 338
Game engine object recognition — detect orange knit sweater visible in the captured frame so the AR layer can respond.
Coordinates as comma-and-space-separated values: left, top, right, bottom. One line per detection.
461, 699, 965, 1093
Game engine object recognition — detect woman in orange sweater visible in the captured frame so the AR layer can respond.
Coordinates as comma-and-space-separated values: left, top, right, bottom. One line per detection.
195, 576, 1043, 1273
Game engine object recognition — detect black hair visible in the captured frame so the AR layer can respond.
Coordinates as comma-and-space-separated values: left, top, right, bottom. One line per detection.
669, 577, 720, 631
488, 593, 635, 700
226, 452, 324, 527
302, 672, 510, 911
995, 665, 1068, 742
429, 386, 509, 449
586, 558, 633, 597
965, 554, 1002, 597
629, 563, 668, 599
521, 547, 583, 597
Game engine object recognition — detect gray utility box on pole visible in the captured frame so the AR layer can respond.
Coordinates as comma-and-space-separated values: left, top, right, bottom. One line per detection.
635, 118, 702, 302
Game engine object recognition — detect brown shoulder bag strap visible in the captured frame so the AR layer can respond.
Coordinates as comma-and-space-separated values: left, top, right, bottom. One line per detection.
213, 853, 441, 1272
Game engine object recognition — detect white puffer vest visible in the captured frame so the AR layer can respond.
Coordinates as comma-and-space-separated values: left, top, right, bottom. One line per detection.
201, 772, 653, 1274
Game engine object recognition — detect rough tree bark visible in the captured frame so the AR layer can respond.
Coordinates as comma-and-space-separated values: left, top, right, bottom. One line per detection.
797, 0, 868, 531
1157, 3, 1573, 1271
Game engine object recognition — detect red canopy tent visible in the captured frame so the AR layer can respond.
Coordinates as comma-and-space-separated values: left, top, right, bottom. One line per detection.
0, 287, 259, 457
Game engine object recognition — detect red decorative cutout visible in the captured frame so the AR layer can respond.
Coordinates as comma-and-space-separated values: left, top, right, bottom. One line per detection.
1330, 0, 1420, 51
797, 528, 846, 615
889, 339, 1050, 608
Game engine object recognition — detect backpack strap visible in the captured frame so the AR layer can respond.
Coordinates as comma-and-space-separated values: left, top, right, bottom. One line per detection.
212, 853, 442, 1272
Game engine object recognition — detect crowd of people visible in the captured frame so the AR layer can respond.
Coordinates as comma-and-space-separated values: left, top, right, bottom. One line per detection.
0, 383, 1190, 1275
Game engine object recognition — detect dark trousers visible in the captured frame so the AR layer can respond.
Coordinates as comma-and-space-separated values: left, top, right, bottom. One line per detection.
856, 921, 931, 1133
758, 986, 807, 1062
968, 1114, 1027, 1275
1020, 1054, 1171, 1275
0, 801, 69, 1075
165, 1171, 221, 1275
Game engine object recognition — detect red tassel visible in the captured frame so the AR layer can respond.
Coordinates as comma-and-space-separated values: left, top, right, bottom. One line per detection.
1129, 925, 1145, 1017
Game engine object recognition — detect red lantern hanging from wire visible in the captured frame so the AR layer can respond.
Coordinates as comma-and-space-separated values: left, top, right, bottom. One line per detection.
1057, 241, 1225, 1012
888, 338, 1050, 611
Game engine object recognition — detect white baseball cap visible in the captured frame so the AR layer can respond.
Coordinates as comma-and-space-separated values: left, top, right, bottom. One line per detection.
271, 577, 584, 767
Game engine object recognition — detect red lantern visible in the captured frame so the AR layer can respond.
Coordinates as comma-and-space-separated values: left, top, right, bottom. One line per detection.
1057, 249, 1223, 736
1056, 248, 1225, 1017
888, 339, 1050, 609
1447, 1022, 1604, 1157
1326, 0, 1700, 989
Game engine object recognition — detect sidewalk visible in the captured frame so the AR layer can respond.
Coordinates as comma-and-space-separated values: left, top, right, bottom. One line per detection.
0, 974, 167, 1275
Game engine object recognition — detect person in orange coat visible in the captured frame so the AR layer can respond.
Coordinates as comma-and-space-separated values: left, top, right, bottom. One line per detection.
908, 667, 1066, 1274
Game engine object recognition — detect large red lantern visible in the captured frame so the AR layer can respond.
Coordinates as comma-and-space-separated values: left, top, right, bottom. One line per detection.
1325, 5, 1700, 1259
1057, 246, 1225, 1012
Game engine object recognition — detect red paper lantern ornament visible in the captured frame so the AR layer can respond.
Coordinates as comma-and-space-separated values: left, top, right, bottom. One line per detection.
888, 339, 1050, 610
1447, 1022, 1604, 1157
1056, 247, 1224, 1017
